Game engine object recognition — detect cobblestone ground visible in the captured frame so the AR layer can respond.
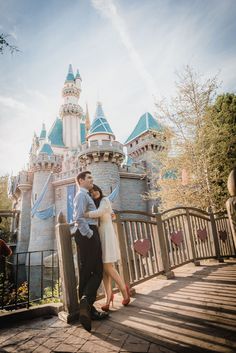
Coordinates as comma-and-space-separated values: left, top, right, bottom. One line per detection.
0, 315, 158, 353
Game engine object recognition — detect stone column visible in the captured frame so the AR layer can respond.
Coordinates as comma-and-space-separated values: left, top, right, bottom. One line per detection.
16, 184, 32, 264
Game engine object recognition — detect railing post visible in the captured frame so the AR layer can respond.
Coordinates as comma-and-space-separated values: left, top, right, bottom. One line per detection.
55, 212, 79, 323
115, 213, 135, 295
209, 209, 224, 263
155, 213, 175, 279
185, 209, 200, 266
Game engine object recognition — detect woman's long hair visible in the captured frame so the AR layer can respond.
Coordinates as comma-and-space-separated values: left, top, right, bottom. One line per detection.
91, 184, 105, 208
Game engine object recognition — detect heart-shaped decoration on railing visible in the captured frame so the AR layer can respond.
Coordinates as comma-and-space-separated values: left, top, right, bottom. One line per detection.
170, 230, 183, 246
134, 239, 151, 257
219, 230, 227, 242
197, 228, 207, 241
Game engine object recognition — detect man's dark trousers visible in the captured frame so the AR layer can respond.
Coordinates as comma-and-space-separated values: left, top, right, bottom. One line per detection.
75, 225, 103, 306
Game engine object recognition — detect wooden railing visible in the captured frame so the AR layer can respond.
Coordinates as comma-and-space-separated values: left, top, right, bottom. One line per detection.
56, 207, 236, 322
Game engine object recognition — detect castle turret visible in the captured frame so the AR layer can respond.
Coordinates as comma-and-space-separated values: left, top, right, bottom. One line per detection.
78, 102, 124, 209
28, 147, 62, 264
60, 64, 84, 149
16, 171, 33, 263
38, 123, 46, 148
125, 112, 166, 212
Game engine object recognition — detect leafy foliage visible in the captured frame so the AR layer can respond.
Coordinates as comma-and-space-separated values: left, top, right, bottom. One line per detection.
0, 33, 19, 55
0, 272, 28, 309
152, 67, 235, 211
0, 176, 12, 242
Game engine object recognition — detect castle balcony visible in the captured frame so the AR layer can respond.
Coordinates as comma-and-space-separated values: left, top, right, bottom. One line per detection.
17, 170, 34, 186
60, 103, 83, 116
29, 154, 62, 173
78, 139, 124, 155
53, 166, 85, 185
127, 136, 166, 156
62, 86, 80, 97
77, 140, 125, 166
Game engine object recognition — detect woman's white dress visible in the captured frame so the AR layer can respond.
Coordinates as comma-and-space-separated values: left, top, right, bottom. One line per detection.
88, 197, 120, 263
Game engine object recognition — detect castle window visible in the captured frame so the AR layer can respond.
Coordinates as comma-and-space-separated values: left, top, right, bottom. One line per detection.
153, 134, 156, 138
35, 193, 37, 201
130, 144, 132, 148
136, 140, 138, 144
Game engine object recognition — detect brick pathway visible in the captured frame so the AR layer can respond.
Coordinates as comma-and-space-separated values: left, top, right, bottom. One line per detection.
0, 259, 236, 353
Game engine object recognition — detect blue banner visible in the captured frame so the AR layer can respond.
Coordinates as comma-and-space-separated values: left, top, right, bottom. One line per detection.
67, 184, 76, 223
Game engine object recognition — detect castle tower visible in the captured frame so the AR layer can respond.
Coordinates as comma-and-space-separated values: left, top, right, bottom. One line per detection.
60, 64, 84, 149
28, 143, 62, 264
78, 102, 124, 209
16, 171, 33, 264
125, 112, 166, 212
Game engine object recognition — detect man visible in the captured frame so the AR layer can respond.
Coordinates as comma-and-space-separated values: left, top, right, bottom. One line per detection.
73, 171, 108, 332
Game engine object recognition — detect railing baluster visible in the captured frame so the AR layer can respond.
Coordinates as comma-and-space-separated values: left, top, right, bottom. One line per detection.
41, 251, 44, 300
52, 249, 54, 297
27, 252, 30, 308
15, 253, 18, 309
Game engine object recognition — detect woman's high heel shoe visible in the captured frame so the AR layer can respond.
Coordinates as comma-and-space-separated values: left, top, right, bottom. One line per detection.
101, 293, 114, 312
122, 284, 130, 306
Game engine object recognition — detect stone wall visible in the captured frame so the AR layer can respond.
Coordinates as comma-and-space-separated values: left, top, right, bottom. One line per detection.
87, 161, 121, 210
120, 176, 147, 212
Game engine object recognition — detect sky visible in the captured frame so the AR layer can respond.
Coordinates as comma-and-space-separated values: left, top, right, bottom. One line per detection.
0, 0, 236, 174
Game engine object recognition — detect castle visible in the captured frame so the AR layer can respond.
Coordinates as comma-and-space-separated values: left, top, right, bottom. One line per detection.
9, 65, 167, 264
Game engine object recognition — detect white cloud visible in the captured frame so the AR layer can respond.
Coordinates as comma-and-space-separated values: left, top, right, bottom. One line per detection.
91, 0, 158, 96
0, 96, 27, 110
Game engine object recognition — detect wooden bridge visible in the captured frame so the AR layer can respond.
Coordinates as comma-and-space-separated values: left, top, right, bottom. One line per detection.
53, 207, 236, 352
0, 207, 235, 352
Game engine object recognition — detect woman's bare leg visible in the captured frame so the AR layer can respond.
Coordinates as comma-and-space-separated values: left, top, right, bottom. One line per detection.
103, 263, 128, 300
102, 271, 112, 304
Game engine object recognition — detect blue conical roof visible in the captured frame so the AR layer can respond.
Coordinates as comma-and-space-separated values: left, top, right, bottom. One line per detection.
48, 118, 65, 147
88, 102, 113, 136
65, 64, 74, 82
125, 112, 162, 144
39, 123, 46, 139
75, 69, 82, 80
39, 143, 54, 155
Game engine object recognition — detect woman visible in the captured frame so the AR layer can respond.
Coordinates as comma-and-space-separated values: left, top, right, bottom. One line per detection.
84, 184, 130, 311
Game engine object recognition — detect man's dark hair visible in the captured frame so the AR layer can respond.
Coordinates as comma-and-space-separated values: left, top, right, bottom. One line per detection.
76, 171, 91, 184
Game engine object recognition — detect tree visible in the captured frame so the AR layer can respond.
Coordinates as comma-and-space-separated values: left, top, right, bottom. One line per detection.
200, 94, 236, 210
0, 33, 19, 55
152, 66, 220, 211
0, 176, 12, 242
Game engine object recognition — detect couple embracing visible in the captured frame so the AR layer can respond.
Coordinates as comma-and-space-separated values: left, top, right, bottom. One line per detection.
73, 171, 130, 332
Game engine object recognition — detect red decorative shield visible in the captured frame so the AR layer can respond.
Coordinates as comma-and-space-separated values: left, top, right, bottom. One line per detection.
170, 230, 183, 246
134, 239, 151, 257
197, 228, 207, 241
219, 230, 227, 242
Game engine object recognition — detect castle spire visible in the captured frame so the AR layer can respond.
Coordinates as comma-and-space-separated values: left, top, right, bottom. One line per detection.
39, 123, 46, 140
87, 101, 114, 140
75, 69, 82, 81
85, 103, 91, 135
65, 64, 74, 82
